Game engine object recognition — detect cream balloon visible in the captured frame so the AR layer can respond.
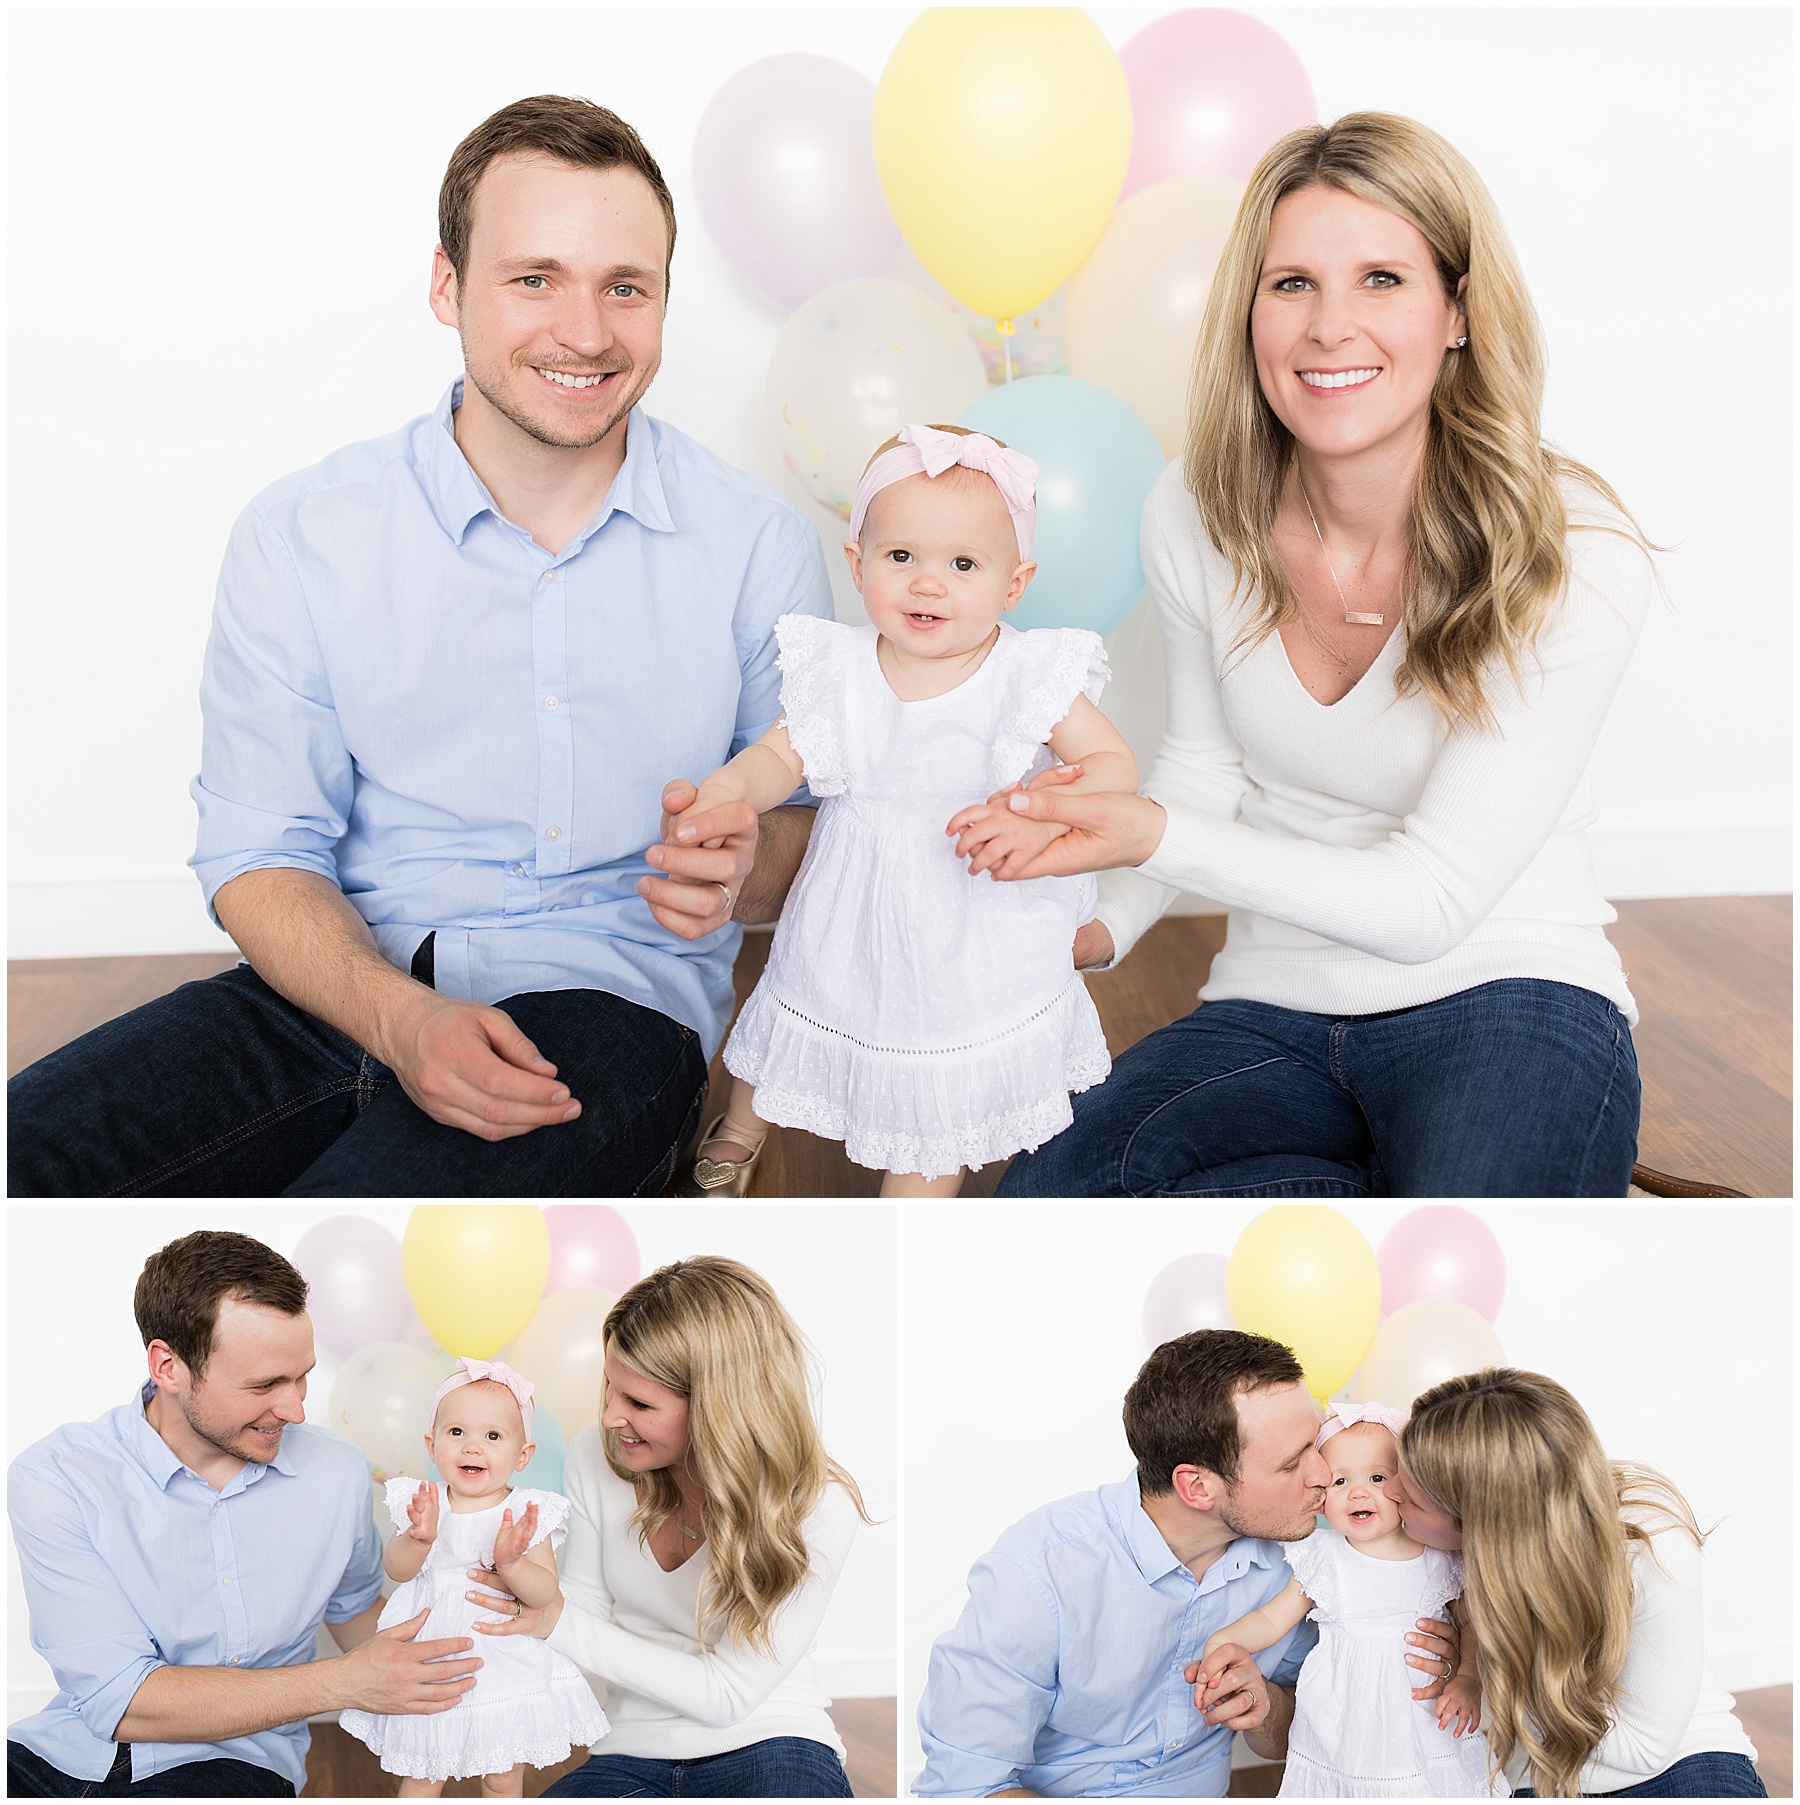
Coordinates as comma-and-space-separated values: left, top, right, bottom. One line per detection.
327, 1340, 455, 1480
505, 1285, 619, 1445
1352, 1300, 1506, 1413
1065, 174, 1246, 457
767, 276, 988, 520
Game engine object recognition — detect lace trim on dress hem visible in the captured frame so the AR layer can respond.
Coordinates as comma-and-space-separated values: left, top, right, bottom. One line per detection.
768, 979, 1082, 1057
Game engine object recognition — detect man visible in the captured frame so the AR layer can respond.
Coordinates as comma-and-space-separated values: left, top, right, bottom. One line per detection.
915, 1331, 1457, 1797
7, 94, 830, 1196
8, 1231, 480, 1796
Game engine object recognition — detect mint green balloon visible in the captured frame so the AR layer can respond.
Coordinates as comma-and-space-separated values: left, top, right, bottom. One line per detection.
959, 374, 1167, 634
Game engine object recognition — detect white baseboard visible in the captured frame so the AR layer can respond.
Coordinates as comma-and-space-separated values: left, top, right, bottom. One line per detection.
9, 818, 1791, 960
1712, 1642, 1794, 1692
815, 1650, 897, 1698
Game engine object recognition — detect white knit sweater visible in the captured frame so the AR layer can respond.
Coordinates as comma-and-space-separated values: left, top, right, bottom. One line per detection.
1095, 462, 1653, 1024
545, 1426, 857, 1762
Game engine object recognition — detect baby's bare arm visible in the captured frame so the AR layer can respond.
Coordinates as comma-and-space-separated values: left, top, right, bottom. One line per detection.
1201, 1576, 1311, 1661
689, 721, 808, 830
1043, 695, 1137, 797
493, 1539, 562, 1611
384, 1529, 430, 1584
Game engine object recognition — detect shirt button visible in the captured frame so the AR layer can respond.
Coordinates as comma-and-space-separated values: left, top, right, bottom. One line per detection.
1167, 1741, 1180, 1752
545, 826, 562, 841
543, 570, 557, 583
513, 863, 528, 878
223, 1577, 233, 1587
545, 695, 559, 709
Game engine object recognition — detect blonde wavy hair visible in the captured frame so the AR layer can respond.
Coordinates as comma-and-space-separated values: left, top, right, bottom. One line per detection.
601, 1257, 868, 1653
1400, 1369, 1705, 1798
1187, 111, 1647, 730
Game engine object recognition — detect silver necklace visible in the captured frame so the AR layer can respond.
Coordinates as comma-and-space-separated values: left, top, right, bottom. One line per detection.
1298, 475, 1388, 627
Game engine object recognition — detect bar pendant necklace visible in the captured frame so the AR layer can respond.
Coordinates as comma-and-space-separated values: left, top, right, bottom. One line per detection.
1299, 477, 1387, 626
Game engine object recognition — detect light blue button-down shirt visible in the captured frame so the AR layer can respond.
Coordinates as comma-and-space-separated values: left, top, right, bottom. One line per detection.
916, 1476, 1317, 1798
190, 382, 833, 1057
7, 1380, 383, 1790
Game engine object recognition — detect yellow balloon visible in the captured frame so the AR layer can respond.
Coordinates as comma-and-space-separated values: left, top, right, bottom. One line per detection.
874, 8, 1131, 323
1227, 1206, 1381, 1400
505, 1286, 619, 1444
402, 1206, 550, 1360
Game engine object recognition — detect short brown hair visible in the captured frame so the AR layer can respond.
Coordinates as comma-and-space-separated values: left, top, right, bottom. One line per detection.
438, 95, 677, 289
133, 1231, 308, 1379
1124, 1329, 1305, 1496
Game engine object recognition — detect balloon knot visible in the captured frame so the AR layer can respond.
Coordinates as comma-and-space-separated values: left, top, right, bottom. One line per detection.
996, 317, 1016, 337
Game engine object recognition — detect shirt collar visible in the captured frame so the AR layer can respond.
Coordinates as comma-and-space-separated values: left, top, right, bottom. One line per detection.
129, 1378, 299, 1493
414, 380, 676, 548
1104, 1472, 1282, 1591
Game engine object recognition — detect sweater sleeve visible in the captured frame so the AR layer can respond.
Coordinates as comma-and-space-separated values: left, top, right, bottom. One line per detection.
1129, 489, 1653, 966
1093, 468, 1255, 964
1581, 1526, 1706, 1789
547, 1481, 858, 1731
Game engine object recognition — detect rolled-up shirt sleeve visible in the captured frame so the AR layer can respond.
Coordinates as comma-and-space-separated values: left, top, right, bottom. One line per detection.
8, 1462, 164, 1742
189, 501, 353, 917
916, 1551, 1061, 1797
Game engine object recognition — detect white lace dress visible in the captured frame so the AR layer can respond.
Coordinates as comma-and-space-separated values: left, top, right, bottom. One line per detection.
723, 616, 1113, 1178
1279, 1526, 1507, 1798
339, 1481, 609, 1781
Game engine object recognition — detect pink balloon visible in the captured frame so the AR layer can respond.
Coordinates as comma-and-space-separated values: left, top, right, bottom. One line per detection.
293, 1216, 411, 1360
1118, 10, 1317, 195
543, 1206, 640, 1297
693, 54, 901, 310
1377, 1207, 1506, 1323
1141, 1251, 1234, 1348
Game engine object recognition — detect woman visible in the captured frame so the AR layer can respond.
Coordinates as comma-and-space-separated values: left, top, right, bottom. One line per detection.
468, 1257, 869, 1798
1390, 1369, 1763, 1798
985, 113, 1652, 1196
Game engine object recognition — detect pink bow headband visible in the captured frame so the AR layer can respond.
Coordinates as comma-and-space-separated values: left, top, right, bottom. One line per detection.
427, 1356, 535, 1443
848, 422, 1038, 562
1317, 1400, 1408, 1449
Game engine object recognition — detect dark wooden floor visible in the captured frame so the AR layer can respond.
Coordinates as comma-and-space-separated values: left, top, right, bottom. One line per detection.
302, 1696, 894, 1797
1224, 1682, 1791, 1796
8, 895, 1791, 1197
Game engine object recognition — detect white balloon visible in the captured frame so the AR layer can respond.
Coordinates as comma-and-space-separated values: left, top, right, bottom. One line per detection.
327, 1340, 451, 1479
1352, 1300, 1505, 1413
1141, 1251, 1234, 1348
766, 277, 988, 520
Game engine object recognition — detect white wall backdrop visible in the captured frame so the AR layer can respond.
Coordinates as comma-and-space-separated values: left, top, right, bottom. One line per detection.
8, 6, 1791, 956
902, 1202, 1792, 1789
5, 1201, 898, 1726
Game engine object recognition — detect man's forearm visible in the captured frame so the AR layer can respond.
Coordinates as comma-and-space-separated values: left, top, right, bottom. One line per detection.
733, 804, 817, 925
1241, 1680, 1295, 1763
111, 1652, 352, 1744
212, 866, 425, 1063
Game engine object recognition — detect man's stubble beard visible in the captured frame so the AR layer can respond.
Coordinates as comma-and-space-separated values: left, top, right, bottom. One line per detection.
1218, 1486, 1324, 1544
182, 1389, 283, 1466
464, 341, 656, 453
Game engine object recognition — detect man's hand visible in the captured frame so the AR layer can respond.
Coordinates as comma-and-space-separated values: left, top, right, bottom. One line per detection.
379, 989, 579, 1142
1406, 1613, 1462, 1701
1184, 1641, 1271, 1731
336, 1609, 482, 1715
405, 1481, 440, 1546
640, 780, 757, 940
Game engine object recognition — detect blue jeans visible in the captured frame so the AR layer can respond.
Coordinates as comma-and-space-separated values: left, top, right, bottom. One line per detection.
7, 967, 708, 1197
6, 1741, 293, 1797
543, 1737, 854, 1797
1515, 1750, 1767, 1796
1000, 979, 1640, 1197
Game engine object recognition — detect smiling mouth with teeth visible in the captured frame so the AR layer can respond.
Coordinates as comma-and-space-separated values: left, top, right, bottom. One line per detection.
535, 367, 618, 390
1299, 368, 1381, 390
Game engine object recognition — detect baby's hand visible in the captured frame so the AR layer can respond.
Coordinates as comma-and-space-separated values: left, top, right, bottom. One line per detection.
491, 1500, 539, 1575
405, 1480, 440, 1545
946, 792, 1073, 879
1436, 1672, 1483, 1737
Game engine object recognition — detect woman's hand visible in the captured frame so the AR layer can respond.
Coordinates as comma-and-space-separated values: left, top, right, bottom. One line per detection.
964, 781, 1167, 881
405, 1480, 439, 1545
464, 1561, 564, 1641
1406, 1613, 1462, 1700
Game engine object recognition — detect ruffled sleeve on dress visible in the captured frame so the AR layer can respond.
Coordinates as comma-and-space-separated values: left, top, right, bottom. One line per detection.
383, 1475, 432, 1534
774, 612, 853, 797
989, 627, 1112, 791
1279, 1527, 1342, 1621
1419, 1546, 1467, 1623
515, 1488, 574, 1555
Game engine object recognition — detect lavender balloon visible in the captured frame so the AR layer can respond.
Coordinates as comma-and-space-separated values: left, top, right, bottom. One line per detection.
1141, 1251, 1234, 1349
1377, 1206, 1506, 1323
1118, 10, 1317, 194
693, 54, 901, 311
293, 1216, 411, 1360
543, 1206, 640, 1296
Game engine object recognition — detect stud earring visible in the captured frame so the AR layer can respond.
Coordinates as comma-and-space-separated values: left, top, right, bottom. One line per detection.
1456, 336, 1469, 348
